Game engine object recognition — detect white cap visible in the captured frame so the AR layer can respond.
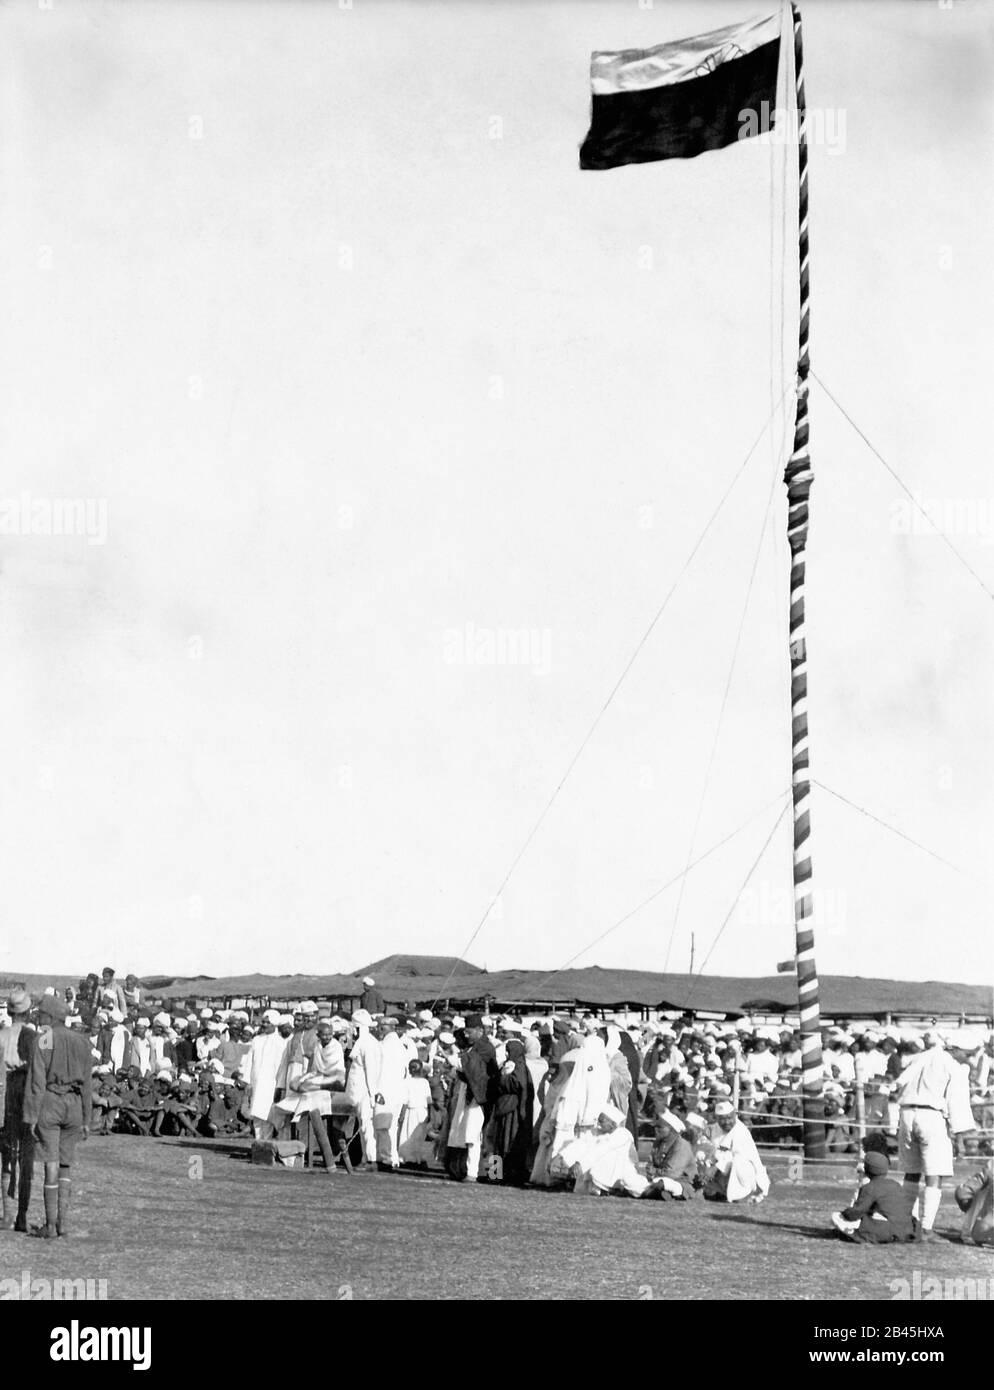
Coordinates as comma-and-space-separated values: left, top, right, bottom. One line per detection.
262, 1008, 281, 1025
362, 976, 375, 987
200, 1008, 214, 1019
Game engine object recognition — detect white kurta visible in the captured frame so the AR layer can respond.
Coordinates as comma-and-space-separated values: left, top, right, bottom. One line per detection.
559, 1126, 649, 1198
246, 1030, 290, 1123
109, 1025, 129, 1072
712, 1120, 770, 1201
345, 1028, 381, 1162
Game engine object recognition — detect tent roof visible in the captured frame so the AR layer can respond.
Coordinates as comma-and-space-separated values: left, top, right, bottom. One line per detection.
140, 965, 991, 1018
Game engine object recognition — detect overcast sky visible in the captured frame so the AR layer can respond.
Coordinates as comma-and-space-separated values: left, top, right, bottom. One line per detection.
1, 0, 991, 986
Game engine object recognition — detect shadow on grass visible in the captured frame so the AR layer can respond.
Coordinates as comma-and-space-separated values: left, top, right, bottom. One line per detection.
714, 1211, 841, 1240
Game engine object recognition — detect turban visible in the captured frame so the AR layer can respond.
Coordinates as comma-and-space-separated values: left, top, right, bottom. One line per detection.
714, 1100, 735, 1117
262, 1009, 281, 1025
108, 1009, 125, 1024
351, 1009, 373, 1028
171, 1018, 187, 1030
300, 1000, 318, 1014
153, 1011, 172, 1028
362, 977, 375, 987
207, 1022, 222, 1033
200, 1008, 214, 1019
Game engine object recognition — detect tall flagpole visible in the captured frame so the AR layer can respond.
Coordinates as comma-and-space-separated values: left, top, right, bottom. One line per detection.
784, 3, 825, 1160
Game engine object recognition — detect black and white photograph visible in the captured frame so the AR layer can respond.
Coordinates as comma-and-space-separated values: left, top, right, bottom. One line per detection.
1, 0, 992, 1341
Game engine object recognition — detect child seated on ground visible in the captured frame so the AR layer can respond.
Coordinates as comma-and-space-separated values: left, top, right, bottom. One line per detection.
831, 1151, 914, 1244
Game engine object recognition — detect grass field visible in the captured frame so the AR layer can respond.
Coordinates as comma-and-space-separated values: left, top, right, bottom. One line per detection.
1, 1136, 991, 1300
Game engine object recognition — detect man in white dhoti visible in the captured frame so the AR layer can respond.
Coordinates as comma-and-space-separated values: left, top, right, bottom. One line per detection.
373, 1017, 410, 1171
704, 1101, 770, 1203
244, 1008, 290, 1140
344, 1009, 380, 1168
557, 1104, 649, 1197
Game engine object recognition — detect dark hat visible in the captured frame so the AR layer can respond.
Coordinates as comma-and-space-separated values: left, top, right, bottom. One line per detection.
863, 1150, 890, 1176
37, 995, 68, 1023
465, 1013, 484, 1030
552, 1018, 571, 1037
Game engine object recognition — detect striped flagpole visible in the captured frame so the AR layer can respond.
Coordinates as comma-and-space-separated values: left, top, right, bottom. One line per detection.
785, 3, 825, 1160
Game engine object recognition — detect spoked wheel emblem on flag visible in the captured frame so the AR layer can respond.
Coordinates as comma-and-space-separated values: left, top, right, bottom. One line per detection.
579, 6, 827, 1158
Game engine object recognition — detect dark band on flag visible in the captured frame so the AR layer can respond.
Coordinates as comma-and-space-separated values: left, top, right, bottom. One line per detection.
580, 14, 782, 170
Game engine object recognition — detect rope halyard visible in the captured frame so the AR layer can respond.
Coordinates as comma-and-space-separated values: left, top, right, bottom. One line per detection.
785, 3, 825, 1158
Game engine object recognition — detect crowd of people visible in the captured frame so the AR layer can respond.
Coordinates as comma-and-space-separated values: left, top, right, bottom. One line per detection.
1, 964, 991, 1243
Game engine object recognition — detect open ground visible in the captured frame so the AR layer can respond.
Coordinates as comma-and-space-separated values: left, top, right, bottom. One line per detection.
1, 1138, 990, 1301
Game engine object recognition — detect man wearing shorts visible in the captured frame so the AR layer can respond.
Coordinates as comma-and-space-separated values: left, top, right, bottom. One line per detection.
21, 994, 92, 1239
896, 1029, 974, 1243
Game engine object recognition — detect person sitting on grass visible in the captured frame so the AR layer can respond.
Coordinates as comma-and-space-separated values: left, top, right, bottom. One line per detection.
117, 1079, 158, 1135
554, 1104, 650, 1198
92, 1078, 121, 1136
702, 1100, 770, 1203
831, 1151, 914, 1243
153, 1078, 200, 1138
640, 1114, 699, 1200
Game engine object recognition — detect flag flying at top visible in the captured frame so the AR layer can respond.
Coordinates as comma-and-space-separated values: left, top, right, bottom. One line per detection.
579, 10, 781, 169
